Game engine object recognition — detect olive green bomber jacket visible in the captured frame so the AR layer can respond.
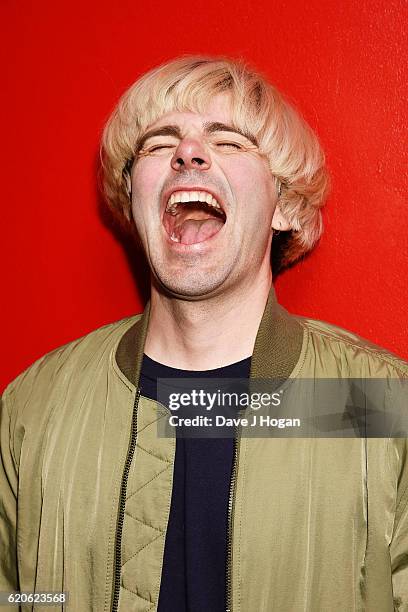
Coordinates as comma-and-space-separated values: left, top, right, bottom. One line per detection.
1, 287, 408, 611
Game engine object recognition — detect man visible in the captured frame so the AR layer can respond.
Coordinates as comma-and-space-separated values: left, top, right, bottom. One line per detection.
1, 56, 407, 611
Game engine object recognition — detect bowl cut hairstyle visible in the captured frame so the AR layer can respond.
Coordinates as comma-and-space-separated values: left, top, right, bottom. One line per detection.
101, 55, 330, 271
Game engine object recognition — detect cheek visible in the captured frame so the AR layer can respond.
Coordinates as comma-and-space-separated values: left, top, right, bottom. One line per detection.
131, 158, 165, 200
130, 161, 165, 222
227, 155, 274, 195
231, 167, 275, 224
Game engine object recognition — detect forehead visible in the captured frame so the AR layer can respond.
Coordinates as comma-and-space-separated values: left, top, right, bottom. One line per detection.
145, 92, 234, 131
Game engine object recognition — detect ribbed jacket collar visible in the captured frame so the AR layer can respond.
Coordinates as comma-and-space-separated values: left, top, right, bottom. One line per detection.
115, 284, 304, 387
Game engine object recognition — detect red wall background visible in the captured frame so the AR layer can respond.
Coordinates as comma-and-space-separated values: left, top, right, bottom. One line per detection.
1, 0, 407, 391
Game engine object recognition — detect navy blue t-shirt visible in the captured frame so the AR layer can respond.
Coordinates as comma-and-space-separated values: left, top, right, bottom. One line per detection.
139, 354, 251, 612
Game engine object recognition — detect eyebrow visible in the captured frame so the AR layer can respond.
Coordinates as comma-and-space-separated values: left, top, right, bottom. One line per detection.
137, 126, 181, 151
136, 121, 258, 151
203, 122, 258, 147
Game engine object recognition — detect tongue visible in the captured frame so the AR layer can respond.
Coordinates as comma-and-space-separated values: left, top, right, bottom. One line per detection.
175, 218, 224, 245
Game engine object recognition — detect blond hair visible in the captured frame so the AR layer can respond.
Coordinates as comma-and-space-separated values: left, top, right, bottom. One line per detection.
101, 55, 330, 270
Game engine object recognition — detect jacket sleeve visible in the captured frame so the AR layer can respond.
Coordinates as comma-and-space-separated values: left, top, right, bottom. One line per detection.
390, 443, 408, 611
0, 391, 19, 593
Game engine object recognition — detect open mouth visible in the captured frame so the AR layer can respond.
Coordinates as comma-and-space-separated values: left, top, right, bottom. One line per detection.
162, 190, 227, 245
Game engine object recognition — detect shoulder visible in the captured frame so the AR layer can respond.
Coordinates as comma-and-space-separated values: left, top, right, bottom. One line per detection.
2, 314, 142, 406
296, 315, 408, 378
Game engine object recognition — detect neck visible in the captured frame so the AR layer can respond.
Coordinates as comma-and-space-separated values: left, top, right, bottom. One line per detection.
144, 272, 273, 370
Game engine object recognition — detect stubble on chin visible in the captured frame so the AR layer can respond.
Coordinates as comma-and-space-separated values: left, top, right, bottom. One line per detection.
150, 253, 234, 300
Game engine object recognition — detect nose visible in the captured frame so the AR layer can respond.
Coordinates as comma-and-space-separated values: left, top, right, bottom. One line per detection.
170, 138, 211, 172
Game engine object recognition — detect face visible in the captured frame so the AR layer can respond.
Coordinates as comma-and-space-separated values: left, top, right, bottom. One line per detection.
130, 92, 279, 299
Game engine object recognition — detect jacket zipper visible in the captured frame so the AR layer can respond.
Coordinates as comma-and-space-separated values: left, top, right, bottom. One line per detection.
111, 387, 141, 612
226, 426, 241, 612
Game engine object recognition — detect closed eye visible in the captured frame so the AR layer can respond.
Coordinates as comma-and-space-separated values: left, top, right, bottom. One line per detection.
149, 145, 175, 151
215, 142, 243, 150
139, 144, 176, 155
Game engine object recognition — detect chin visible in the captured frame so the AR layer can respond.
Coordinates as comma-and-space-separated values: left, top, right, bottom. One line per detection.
153, 269, 231, 301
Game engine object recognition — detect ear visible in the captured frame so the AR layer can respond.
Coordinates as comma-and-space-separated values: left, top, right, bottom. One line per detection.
124, 172, 132, 199
271, 205, 291, 231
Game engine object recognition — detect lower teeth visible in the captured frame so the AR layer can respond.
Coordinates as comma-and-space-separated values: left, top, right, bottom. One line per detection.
170, 232, 180, 242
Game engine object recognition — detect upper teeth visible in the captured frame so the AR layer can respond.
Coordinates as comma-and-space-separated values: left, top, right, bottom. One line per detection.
166, 190, 221, 215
